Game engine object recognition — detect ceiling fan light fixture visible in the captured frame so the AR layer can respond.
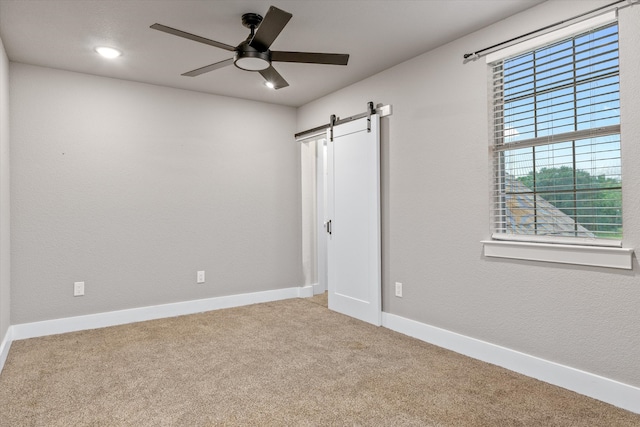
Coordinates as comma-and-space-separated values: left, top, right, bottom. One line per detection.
234, 49, 271, 71
95, 46, 122, 59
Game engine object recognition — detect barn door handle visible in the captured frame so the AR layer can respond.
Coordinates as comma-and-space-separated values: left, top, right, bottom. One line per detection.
326, 220, 332, 235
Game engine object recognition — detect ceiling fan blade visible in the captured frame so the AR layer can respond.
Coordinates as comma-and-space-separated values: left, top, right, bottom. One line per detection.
249, 6, 292, 51
182, 58, 234, 77
150, 23, 236, 52
259, 66, 289, 90
271, 51, 349, 66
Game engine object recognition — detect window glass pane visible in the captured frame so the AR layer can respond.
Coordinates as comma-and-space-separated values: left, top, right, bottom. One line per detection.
503, 147, 533, 179
492, 23, 621, 241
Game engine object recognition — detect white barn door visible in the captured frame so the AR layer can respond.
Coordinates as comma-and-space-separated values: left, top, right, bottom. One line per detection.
326, 115, 381, 326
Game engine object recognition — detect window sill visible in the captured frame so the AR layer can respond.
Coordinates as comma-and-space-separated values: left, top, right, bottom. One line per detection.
481, 240, 634, 270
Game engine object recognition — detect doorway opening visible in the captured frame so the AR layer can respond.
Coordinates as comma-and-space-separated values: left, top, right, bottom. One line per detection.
300, 136, 327, 296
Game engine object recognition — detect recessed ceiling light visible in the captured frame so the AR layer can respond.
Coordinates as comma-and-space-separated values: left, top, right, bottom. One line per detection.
95, 46, 122, 59
265, 81, 275, 89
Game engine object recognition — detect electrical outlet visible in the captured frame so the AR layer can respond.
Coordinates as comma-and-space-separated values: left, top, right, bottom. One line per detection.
197, 271, 205, 284
395, 282, 402, 298
74, 281, 85, 297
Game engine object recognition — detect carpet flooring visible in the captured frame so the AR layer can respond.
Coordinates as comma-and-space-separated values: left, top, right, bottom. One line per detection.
1, 295, 639, 426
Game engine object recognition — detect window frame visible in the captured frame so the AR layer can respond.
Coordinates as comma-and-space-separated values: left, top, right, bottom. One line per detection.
482, 12, 633, 269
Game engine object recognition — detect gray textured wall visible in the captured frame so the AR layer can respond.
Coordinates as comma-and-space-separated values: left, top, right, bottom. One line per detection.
0, 37, 9, 343
297, 0, 640, 387
10, 64, 302, 323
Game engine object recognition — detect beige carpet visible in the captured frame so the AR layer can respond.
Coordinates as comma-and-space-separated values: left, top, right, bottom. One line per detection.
1, 296, 639, 426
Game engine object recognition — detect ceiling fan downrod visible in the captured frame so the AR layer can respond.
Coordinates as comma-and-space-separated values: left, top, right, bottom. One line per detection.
241, 12, 263, 38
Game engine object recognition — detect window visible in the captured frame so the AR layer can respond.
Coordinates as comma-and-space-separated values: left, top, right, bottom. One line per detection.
490, 22, 621, 245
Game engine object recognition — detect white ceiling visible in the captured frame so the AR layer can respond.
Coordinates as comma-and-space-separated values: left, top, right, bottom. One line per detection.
0, 0, 545, 107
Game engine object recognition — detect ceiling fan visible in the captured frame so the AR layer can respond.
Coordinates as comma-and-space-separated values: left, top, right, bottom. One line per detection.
150, 5, 350, 90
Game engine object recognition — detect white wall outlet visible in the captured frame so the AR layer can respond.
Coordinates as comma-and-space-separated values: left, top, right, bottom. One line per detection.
74, 281, 85, 297
395, 282, 403, 298
197, 270, 205, 284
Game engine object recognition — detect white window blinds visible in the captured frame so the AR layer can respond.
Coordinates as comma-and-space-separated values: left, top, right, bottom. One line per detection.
490, 20, 622, 243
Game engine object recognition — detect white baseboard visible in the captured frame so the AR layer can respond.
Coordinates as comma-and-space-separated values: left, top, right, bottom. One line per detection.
299, 284, 315, 298
311, 282, 326, 295
10, 286, 308, 342
382, 312, 640, 414
0, 326, 12, 373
